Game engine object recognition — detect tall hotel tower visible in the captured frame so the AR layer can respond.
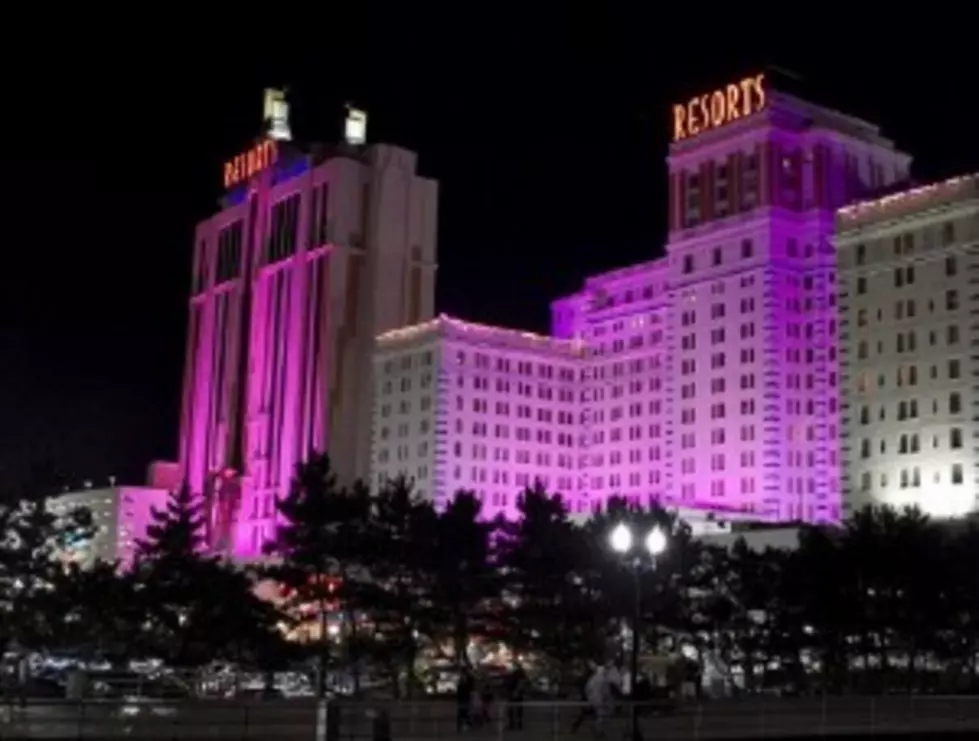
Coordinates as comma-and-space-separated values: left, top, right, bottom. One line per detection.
552, 73, 910, 523
177, 96, 438, 558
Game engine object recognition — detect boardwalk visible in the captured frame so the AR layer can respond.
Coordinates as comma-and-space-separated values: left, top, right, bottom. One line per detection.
3, 695, 979, 739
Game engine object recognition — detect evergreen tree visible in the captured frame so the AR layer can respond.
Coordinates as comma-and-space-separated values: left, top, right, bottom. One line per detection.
431, 491, 497, 668
52, 560, 146, 660
137, 483, 206, 561
0, 498, 93, 652
353, 476, 437, 697
136, 483, 267, 666
264, 454, 371, 695
496, 484, 591, 682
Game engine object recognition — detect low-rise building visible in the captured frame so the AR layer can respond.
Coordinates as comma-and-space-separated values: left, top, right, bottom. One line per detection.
46, 485, 170, 569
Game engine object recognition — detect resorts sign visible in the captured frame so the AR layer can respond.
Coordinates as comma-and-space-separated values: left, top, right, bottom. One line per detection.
223, 139, 279, 189
672, 73, 767, 143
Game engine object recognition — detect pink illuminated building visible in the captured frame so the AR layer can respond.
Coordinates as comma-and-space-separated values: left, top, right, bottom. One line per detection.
165, 78, 925, 553
371, 78, 913, 526
551, 76, 911, 523
175, 105, 438, 559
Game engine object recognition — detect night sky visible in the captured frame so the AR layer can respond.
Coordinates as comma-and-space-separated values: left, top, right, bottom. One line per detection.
2, 17, 975, 494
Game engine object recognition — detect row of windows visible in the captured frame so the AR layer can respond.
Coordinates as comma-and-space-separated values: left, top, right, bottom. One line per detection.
853, 256, 958, 295
855, 393, 964, 424
859, 428, 964, 459
853, 291, 960, 327
857, 463, 966, 491
852, 222, 958, 265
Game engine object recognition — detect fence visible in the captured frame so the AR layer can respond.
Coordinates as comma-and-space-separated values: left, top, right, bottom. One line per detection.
5, 695, 979, 740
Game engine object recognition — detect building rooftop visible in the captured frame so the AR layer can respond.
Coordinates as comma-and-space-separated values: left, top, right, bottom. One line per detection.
376, 314, 585, 357
837, 173, 979, 230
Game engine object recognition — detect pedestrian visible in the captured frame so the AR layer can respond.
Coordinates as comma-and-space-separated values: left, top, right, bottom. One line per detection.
570, 665, 595, 733
456, 667, 474, 732
584, 659, 620, 738
476, 675, 494, 727
504, 662, 528, 730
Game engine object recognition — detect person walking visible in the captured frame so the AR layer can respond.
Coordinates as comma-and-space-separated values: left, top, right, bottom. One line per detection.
504, 662, 528, 730
578, 660, 620, 738
570, 664, 596, 733
472, 673, 494, 728
456, 667, 475, 732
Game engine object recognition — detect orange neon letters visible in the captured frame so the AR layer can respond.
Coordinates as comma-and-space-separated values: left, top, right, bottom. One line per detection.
672, 73, 767, 143
223, 139, 278, 189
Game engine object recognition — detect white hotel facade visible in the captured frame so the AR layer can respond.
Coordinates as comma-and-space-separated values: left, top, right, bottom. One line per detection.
837, 174, 979, 518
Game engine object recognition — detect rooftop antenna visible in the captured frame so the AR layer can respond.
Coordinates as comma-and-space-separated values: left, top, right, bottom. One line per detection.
344, 104, 368, 146
263, 88, 292, 141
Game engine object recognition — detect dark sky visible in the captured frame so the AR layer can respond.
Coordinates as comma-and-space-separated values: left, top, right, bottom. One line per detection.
1, 15, 975, 493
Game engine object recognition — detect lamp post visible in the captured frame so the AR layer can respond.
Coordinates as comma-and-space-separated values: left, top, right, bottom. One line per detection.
608, 522, 668, 741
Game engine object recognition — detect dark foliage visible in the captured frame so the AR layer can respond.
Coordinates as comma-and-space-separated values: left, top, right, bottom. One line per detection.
6, 453, 979, 697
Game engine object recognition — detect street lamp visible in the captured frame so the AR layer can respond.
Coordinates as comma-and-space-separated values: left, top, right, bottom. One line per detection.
608, 522, 668, 741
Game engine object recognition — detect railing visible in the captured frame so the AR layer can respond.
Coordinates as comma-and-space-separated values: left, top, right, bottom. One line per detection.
4, 695, 979, 739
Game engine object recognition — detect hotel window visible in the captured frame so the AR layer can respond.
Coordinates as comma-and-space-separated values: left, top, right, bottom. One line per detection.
685, 172, 701, 227
216, 221, 244, 282
266, 193, 301, 263
942, 222, 956, 246
779, 151, 803, 209
308, 184, 331, 246
714, 164, 729, 217
742, 154, 759, 209
952, 464, 964, 485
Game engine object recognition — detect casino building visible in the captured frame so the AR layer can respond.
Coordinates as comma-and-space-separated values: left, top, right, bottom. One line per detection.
550, 74, 910, 524
372, 73, 912, 525
171, 96, 439, 559
148, 76, 979, 565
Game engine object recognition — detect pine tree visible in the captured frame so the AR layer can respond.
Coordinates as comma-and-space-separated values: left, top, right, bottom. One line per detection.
135, 483, 266, 666
430, 490, 497, 669
52, 560, 145, 660
136, 483, 207, 562
264, 454, 371, 696
0, 498, 93, 652
355, 476, 438, 697
496, 484, 590, 680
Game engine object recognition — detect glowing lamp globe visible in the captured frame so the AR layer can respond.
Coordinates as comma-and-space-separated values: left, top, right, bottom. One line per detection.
645, 527, 667, 556
609, 523, 633, 553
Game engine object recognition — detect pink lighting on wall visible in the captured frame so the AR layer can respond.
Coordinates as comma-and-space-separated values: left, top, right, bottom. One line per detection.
172, 87, 919, 561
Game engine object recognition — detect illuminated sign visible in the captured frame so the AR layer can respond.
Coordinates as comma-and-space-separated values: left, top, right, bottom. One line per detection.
223, 139, 278, 189
672, 73, 767, 143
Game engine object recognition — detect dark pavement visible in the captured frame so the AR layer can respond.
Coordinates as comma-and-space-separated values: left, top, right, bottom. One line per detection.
3, 695, 979, 739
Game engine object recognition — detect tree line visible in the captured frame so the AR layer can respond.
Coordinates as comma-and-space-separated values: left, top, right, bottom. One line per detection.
1, 452, 977, 697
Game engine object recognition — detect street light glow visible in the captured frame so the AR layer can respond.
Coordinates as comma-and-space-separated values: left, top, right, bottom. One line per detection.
646, 527, 667, 556
608, 522, 668, 556
609, 523, 633, 553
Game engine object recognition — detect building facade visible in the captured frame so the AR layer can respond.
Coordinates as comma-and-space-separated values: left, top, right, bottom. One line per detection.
551, 77, 910, 524
47, 485, 170, 570
837, 174, 979, 517
370, 315, 589, 520
177, 137, 438, 559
